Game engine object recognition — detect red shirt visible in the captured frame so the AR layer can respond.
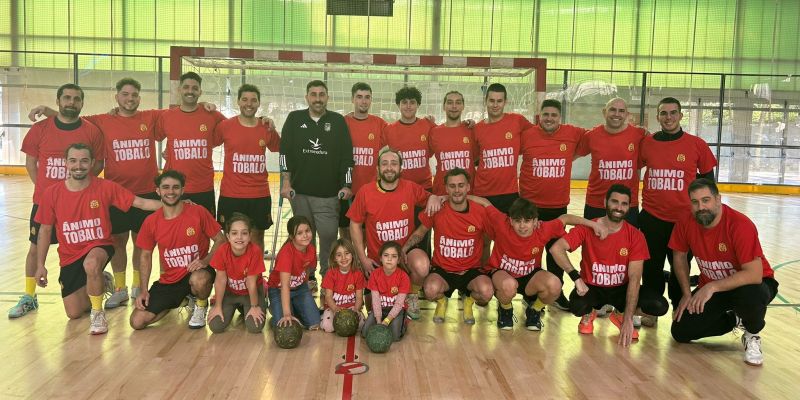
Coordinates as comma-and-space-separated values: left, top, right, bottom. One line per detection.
217, 117, 281, 198
266, 241, 317, 289
520, 124, 586, 208
419, 200, 488, 272
136, 203, 222, 284
367, 268, 411, 308
21, 117, 105, 204
87, 111, 162, 195
575, 124, 646, 208
668, 205, 774, 288
210, 242, 266, 296
321, 268, 366, 308
484, 206, 566, 277
35, 177, 134, 266
562, 220, 649, 287
156, 107, 225, 193
639, 132, 717, 222
381, 118, 435, 190
429, 124, 477, 195
346, 114, 387, 195
473, 113, 534, 196
346, 179, 431, 260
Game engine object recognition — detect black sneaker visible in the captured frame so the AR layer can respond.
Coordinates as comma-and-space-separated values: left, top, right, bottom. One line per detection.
525, 307, 543, 331
497, 305, 514, 330
690, 274, 700, 287
553, 293, 570, 311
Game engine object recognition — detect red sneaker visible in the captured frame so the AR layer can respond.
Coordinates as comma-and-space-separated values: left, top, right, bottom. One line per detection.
578, 310, 596, 334
609, 311, 639, 340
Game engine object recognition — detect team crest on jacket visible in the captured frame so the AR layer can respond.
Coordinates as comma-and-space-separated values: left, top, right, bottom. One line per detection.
619, 247, 629, 256
259, 139, 266, 148
627, 143, 634, 152
200, 124, 208, 132
531, 247, 540, 255
390, 286, 399, 295
420, 134, 427, 142
718, 243, 727, 252
346, 284, 355, 291
90, 200, 100, 209
677, 154, 686, 162
463, 137, 470, 144
368, 133, 375, 141
401, 203, 409, 211
505, 132, 513, 140
467, 225, 476, 233
324, 122, 331, 132
559, 143, 567, 152
186, 227, 196, 237
139, 124, 148, 132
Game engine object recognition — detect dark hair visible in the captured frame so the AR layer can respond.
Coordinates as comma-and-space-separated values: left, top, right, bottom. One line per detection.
395, 86, 422, 105
286, 215, 314, 243
484, 83, 507, 100
508, 198, 539, 220
306, 80, 328, 93
57, 83, 84, 100
605, 184, 632, 202
154, 170, 186, 187
224, 212, 253, 233
658, 97, 682, 113
64, 142, 93, 159
328, 238, 363, 274
115, 78, 141, 92
179, 72, 202, 85
351, 82, 372, 97
237, 84, 261, 100
442, 91, 464, 106
541, 99, 562, 113
444, 167, 470, 185
688, 178, 719, 197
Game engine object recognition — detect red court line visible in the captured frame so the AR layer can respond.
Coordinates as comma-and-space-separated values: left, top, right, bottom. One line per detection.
341, 335, 357, 400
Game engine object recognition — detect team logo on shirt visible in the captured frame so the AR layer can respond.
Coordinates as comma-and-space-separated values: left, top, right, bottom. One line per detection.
89, 200, 100, 209
467, 225, 476, 233
368, 133, 375, 141
677, 154, 686, 162
505, 132, 513, 140
390, 286, 399, 295
259, 139, 266, 148
401, 203, 409, 211
186, 227, 196, 237
324, 122, 331, 132
718, 243, 728, 252
346, 284, 355, 291
309, 138, 323, 151
531, 247, 540, 255
559, 143, 567, 152
139, 124, 148, 132
420, 134, 427, 142
619, 248, 629, 256
627, 143, 634, 152
463, 137, 470, 144
200, 124, 208, 132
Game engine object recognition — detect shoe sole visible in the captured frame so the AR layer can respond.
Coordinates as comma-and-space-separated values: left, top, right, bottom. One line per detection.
464, 319, 476, 325
105, 299, 128, 309
526, 326, 542, 331
744, 360, 763, 367
188, 325, 206, 329
90, 330, 108, 335
433, 317, 444, 323
498, 325, 512, 330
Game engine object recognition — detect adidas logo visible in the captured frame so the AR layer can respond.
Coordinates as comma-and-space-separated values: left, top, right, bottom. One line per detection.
301, 123, 308, 128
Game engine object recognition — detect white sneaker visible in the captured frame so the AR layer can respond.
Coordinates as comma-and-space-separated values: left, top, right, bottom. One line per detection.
406, 293, 421, 320
102, 271, 114, 296
189, 305, 207, 329
90, 309, 108, 335
742, 332, 763, 366
632, 315, 642, 328
130, 286, 141, 301
105, 287, 129, 309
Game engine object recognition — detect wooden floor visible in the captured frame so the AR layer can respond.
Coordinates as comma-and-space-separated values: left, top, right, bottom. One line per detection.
0, 175, 798, 400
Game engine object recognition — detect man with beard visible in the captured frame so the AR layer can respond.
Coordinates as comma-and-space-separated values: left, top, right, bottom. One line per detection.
10, 84, 105, 319
429, 91, 476, 196
669, 179, 778, 366
131, 170, 226, 330
156, 72, 226, 215
33, 143, 162, 334
216, 84, 281, 253
405, 168, 494, 325
519, 99, 587, 311
280, 80, 354, 293
550, 184, 668, 346
347, 147, 444, 319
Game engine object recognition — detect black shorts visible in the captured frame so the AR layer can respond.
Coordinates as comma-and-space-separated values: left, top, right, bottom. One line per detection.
488, 267, 544, 295
145, 266, 215, 314
110, 192, 159, 234
217, 195, 273, 230
29, 204, 59, 244
429, 266, 485, 298
485, 192, 520, 215
183, 190, 216, 216
338, 198, 351, 228
58, 245, 115, 298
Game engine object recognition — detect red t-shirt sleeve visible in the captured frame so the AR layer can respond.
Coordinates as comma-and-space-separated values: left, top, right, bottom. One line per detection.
697, 139, 718, 174
248, 250, 266, 276
107, 180, 136, 212
575, 131, 591, 157
266, 127, 281, 152
346, 190, 367, 223
667, 220, 691, 253
211, 111, 226, 147
543, 219, 567, 241
517, 114, 535, 131
355, 271, 366, 289
136, 217, 157, 251
412, 182, 432, 207
563, 225, 589, 252
397, 271, 411, 294
366, 273, 379, 291
483, 205, 507, 240
21, 123, 43, 157
321, 269, 336, 290
210, 243, 228, 271
730, 218, 764, 265
274, 244, 294, 274
418, 209, 434, 229
199, 207, 222, 239
34, 190, 56, 225
629, 229, 650, 262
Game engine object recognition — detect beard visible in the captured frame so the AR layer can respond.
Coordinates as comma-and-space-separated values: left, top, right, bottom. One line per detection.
60, 107, 80, 118
694, 210, 716, 226
380, 170, 399, 183
606, 207, 626, 222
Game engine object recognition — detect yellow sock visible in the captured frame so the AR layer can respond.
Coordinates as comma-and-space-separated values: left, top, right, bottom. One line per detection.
25, 277, 37, 296
132, 270, 141, 287
411, 284, 421, 295
196, 299, 208, 307
532, 298, 546, 312
89, 295, 103, 311
500, 302, 513, 310
463, 296, 475, 319
113, 272, 126, 290
434, 298, 447, 318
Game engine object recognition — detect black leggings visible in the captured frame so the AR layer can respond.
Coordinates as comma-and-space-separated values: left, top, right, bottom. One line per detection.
671, 278, 778, 342
638, 209, 692, 307
539, 207, 568, 284
569, 283, 669, 317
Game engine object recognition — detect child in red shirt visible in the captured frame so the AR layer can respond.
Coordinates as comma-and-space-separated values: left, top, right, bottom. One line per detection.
361, 241, 411, 341
320, 238, 366, 333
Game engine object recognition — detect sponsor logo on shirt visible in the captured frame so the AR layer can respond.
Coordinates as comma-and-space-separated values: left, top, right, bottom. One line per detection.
61, 218, 104, 244
346, 284, 355, 291
200, 124, 208, 132
420, 134, 427, 142
379, 294, 396, 307
45, 157, 67, 180
481, 147, 515, 169
627, 143, 634, 152
113, 139, 151, 161
647, 169, 685, 191
531, 158, 566, 178
718, 243, 727, 252
303, 138, 328, 155
390, 286, 399, 294
290, 271, 307, 288
172, 139, 208, 160
401, 203, 408, 211
438, 150, 471, 172
353, 147, 375, 166
232, 153, 266, 174
531, 247, 540, 255
500, 254, 537, 276
505, 132, 513, 140
400, 149, 427, 170
560, 143, 567, 152
467, 225, 476, 233
619, 247, 628, 256
438, 236, 475, 258
228, 277, 246, 291
376, 219, 409, 242
463, 137, 470, 144
590, 262, 627, 286
301, 123, 308, 128
677, 153, 686, 162
259, 139, 266, 147
90, 200, 100, 209
598, 159, 634, 180
696, 257, 735, 280
186, 227, 196, 237
139, 124, 148, 132
368, 133, 375, 141
333, 291, 356, 306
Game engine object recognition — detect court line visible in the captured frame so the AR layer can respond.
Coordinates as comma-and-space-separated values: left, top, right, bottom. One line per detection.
341, 335, 357, 400
772, 258, 800, 312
